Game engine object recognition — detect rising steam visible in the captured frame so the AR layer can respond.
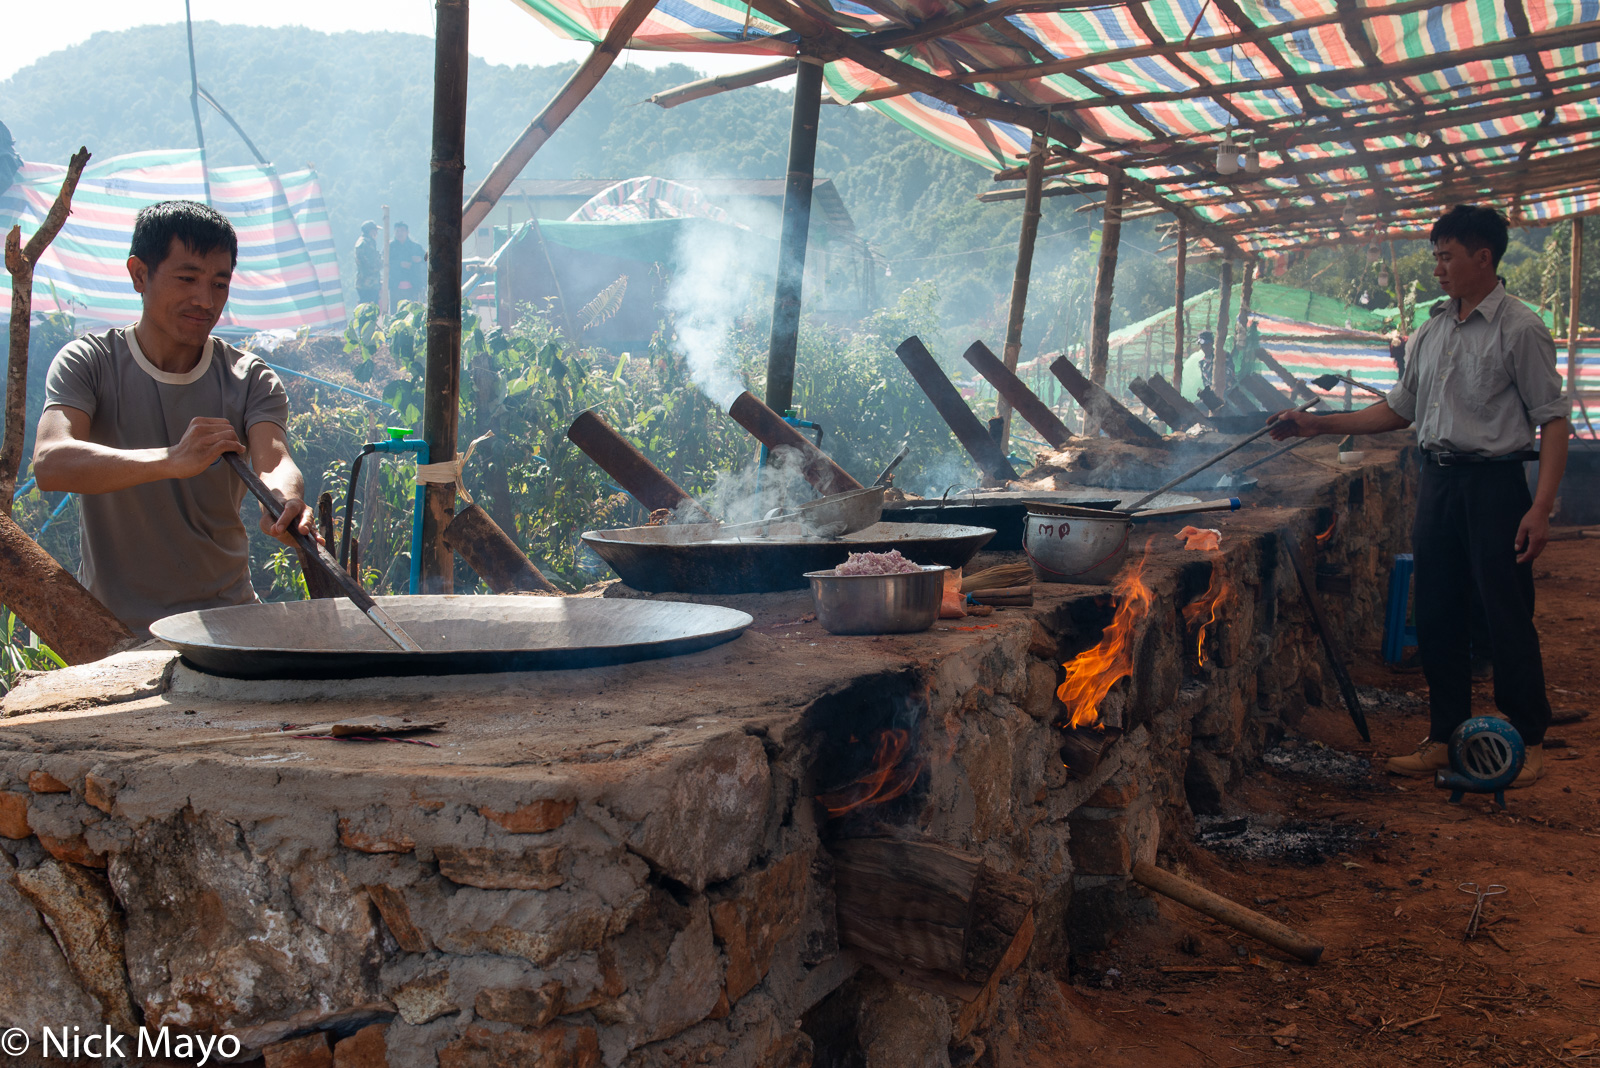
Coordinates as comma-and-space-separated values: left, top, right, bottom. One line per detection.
665, 218, 770, 411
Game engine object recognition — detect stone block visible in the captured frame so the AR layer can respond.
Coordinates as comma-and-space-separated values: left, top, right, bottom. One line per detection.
436, 845, 563, 890
1067, 816, 1131, 876
708, 849, 811, 1005
368, 884, 431, 953
29, 770, 70, 793
84, 774, 116, 814
438, 1024, 599, 1068
1184, 749, 1229, 816
339, 813, 415, 855
1022, 661, 1060, 722
1084, 769, 1138, 809
264, 1032, 333, 1068
1027, 621, 1057, 661
38, 832, 106, 868
1127, 802, 1160, 867
391, 970, 457, 1026
475, 981, 564, 1027
0, 849, 101, 1033
0, 791, 29, 838
480, 799, 575, 834
332, 1024, 389, 1068
13, 859, 139, 1034
596, 893, 723, 1048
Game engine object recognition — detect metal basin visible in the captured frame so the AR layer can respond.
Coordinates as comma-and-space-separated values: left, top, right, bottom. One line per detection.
150, 595, 754, 680
1022, 510, 1130, 585
805, 565, 947, 635
581, 521, 995, 594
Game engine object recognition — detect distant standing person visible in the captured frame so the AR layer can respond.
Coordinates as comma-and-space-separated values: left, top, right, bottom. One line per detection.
389, 222, 425, 307
353, 220, 382, 306
1269, 204, 1568, 787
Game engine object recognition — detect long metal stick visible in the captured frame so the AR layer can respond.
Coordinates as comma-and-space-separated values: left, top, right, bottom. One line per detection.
1119, 396, 1320, 512
1232, 434, 1314, 477
223, 454, 422, 653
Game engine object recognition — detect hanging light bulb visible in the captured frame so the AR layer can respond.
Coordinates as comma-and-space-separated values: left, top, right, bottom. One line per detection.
1366, 242, 1382, 264
1341, 201, 1360, 227
1377, 267, 1391, 287
1217, 135, 1240, 176
1244, 145, 1261, 173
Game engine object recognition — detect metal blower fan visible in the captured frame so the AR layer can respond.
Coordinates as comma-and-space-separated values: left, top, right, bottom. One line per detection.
1434, 717, 1525, 809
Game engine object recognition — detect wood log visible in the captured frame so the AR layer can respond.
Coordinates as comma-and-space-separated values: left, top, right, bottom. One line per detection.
1254, 348, 1323, 406
962, 340, 1074, 449
1128, 376, 1192, 431
830, 836, 1036, 1003
1240, 372, 1291, 412
444, 503, 559, 594
1050, 356, 1163, 445
1225, 385, 1261, 413
0, 513, 131, 664
1196, 386, 1229, 415
895, 338, 1019, 482
1061, 725, 1121, 778
1131, 861, 1324, 964
1147, 374, 1211, 428
727, 391, 866, 495
567, 410, 712, 518
316, 491, 336, 549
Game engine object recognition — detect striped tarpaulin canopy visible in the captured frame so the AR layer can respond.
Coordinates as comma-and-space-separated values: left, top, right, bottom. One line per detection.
510, 0, 1600, 256
1, 149, 346, 334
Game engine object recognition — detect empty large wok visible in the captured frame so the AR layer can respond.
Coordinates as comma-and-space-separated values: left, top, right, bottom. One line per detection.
151, 595, 754, 680
582, 521, 995, 594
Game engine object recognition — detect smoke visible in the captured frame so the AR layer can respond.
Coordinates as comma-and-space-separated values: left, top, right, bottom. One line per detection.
664, 217, 773, 411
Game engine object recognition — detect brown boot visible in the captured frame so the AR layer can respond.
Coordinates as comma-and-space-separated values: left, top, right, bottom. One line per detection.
1385, 739, 1451, 777
1508, 744, 1544, 788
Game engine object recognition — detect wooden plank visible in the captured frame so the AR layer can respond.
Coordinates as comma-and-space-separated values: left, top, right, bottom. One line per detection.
1254, 348, 1323, 406
1240, 372, 1291, 412
444, 503, 560, 594
1147, 373, 1210, 428
1196, 386, 1229, 415
1128, 376, 1191, 431
962, 340, 1074, 448
1049, 356, 1164, 444
1225, 385, 1261, 414
896, 337, 1020, 481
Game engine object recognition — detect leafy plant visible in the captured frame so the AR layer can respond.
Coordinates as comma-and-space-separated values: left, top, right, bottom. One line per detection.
0, 608, 65, 694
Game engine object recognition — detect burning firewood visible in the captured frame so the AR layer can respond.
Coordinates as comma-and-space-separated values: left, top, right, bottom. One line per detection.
1055, 550, 1153, 730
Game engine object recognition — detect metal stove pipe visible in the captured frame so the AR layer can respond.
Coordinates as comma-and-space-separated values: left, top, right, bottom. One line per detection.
726, 392, 862, 497
567, 411, 712, 519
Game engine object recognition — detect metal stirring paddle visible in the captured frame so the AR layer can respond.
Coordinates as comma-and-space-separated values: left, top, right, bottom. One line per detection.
1458, 882, 1506, 939
222, 453, 423, 653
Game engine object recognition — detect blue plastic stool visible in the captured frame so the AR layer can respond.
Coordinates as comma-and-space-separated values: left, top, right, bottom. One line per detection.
1382, 553, 1419, 664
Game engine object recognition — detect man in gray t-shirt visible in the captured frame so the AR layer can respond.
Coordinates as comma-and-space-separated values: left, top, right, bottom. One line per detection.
33, 200, 314, 635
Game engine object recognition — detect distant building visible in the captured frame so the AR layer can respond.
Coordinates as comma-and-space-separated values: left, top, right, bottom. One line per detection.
467, 177, 880, 345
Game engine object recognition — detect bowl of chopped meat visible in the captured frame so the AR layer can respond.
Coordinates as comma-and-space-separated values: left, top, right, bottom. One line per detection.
804, 551, 948, 635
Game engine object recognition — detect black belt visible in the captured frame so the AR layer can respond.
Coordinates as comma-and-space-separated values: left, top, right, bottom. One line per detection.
1423, 450, 1539, 466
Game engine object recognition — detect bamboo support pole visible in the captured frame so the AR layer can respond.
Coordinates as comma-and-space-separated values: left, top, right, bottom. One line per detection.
1131, 862, 1324, 964
421, 0, 470, 595
1570, 216, 1585, 400
1237, 258, 1255, 341
462, 0, 662, 234
765, 54, 825, 416
1213, 255, 1234, 396
381, 205, 391, 317
998, 134, 1047, 451
647, 59, 798, 108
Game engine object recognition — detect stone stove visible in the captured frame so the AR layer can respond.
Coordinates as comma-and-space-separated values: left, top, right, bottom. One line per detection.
0, 435, 1416, 1067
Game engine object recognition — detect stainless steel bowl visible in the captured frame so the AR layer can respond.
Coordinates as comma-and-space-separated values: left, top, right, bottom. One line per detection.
804, 565, 949, 635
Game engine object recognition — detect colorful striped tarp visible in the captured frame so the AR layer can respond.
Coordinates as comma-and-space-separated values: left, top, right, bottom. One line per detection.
1, 149, 345, 334
509, 0, 1600, 254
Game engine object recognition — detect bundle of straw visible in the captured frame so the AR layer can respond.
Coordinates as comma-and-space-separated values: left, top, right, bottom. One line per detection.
961, 563, 1033, 593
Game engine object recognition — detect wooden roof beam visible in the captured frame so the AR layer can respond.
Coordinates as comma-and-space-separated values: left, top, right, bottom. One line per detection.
740, 0, 1084, 148
646, 58, 799, 108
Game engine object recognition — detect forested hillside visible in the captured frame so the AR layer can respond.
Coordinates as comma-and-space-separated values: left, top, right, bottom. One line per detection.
1, 22, 1194, 347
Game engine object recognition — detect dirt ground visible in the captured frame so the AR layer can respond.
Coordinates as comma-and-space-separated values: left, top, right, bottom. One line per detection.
1003, 534, 1600, 1068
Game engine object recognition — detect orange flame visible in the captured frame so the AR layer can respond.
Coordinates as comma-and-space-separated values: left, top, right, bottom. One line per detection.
1182, 560, 1235, 667
1315, 515, 1338, 545
816, 729, 926, 816
1056, 551, 1154, 729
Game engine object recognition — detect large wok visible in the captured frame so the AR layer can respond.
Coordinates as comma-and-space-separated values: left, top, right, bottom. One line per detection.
151, 595, 754, 680
582, 521, 995, 594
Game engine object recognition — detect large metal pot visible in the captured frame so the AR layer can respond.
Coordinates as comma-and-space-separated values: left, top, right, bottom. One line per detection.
804, 565, 947, 635
1022, 509, 1130, 585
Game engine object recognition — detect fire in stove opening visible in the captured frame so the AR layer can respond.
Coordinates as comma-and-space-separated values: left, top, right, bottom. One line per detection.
816, 728, 926, 817
1055, 546, 1155, 730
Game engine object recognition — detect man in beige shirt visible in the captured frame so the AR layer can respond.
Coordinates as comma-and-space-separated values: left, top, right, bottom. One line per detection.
1271, 204, 1568, 787
33, 200, 315, 635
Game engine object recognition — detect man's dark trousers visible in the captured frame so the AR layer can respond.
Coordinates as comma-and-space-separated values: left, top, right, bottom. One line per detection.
1413, 459, 1551, 746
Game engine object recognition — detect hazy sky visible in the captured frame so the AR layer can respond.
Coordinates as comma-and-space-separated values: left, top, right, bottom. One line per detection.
2, 0, 760, 81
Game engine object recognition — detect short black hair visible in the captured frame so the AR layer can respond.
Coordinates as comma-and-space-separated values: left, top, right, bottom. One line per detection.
130, 200, 238, 271
1430, 204, 1509, 268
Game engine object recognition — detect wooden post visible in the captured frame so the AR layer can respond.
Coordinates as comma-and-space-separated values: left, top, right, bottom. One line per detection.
461, 0, 662, 235
998, 134, 1047, 452
1086, 173, 1124, 389
1213, 254, 1234, 395
1569, 216, 1585, 401
1237, 259, 1255, 343
1173, 218, 1186, 391
421, 0, 470, 596
765, 53, 825, 415
381, 205, 391, 316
